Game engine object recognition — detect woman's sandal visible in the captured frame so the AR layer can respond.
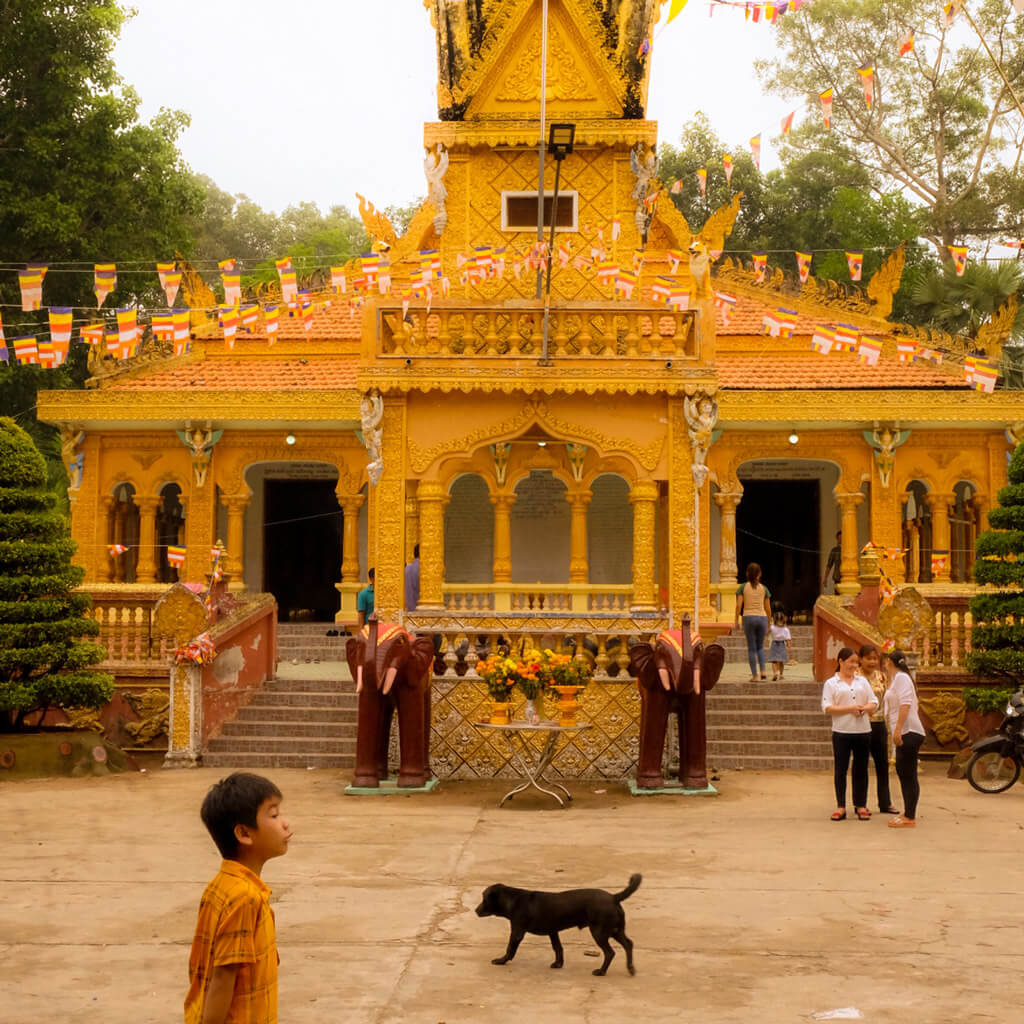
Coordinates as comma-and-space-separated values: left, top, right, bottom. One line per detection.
830, 810, 847, 821
888, 816, 915, 828
883, 806, 900, 815
856, 808, 871, 821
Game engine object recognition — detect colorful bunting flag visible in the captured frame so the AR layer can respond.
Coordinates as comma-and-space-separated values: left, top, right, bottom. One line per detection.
18, 268, 43, 310
697, 168, 707, 196
151, 313, 174, 342
240, 304, 259, 330
845, 250, 864, 281
37, 340, 57, 369
105, 332, 120, 359
781, 111, 794, 136
666, 249, 685, 273
218, 258, 236, 272
301, 300, 315, 333
221, 271, 241, 306
651, 276, 674, 302
752, 252, 767, 284
811, 326, 836, 354
166, 545, 186, 568
597, 261, 619, 283
897, 340, 919, 363
775, 308, 797, 338
670, 179, 683, 194
81, 323, 104, 349
275, 257, 292, 273
279, 269, 298, 305
899, 30, 915, 56
93, 263, 116, 306
108, 543, 128, 557
857, 336, 882, 365
116, 308, 138, 355
819, 88, 833, 130
835, 324, 859, 353
666, 0, 688, 22
973, 359, 998, 393
858, 65, 875, 109
723, 154, 734, 185
328, 267, 346, 295
264, 305, 279, 346
157, 261, 181, 306
942, 0, 960, 27
220, 305, 238, 349
930, 552, 948, 575
614, 270, 638, 299
714, 292, 737, 325
637, 34, 652, 58
48, 308, 73, 346
795, 251, 812, 283
13, 336, 39, 365
948, 244, 968, 276
749, 135, 761, 171
611, 216, 622, 241
172, 310, 191, 355
667, 288, 690, 310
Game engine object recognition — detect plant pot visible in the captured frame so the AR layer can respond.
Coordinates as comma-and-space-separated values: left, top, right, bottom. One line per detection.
552, 685, 584, 727
489, 701, 512, 726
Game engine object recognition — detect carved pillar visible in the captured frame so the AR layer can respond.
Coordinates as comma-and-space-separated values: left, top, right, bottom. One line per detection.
968, 494, 988, 582
366, 398, 406, 619
113, 502, 128, 582
101, 496, 116, 582
223, 494, 250, 590
491, 492, 513, 583
713, 490, 741, 581
835, 492, 864, 596
927, 492, 955, 583
567, 489, 592, 583
136, 496, 162, 583
417, 479, 447, 611
405, 485, 419, 562
340, 494, 365, 583
630, 479, 659, 612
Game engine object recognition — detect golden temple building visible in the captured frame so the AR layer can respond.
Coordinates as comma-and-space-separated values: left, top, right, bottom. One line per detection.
37, 0, 1024, 767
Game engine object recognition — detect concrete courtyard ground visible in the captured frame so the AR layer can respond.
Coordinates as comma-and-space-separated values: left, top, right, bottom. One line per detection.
4, 764, 1023, 1024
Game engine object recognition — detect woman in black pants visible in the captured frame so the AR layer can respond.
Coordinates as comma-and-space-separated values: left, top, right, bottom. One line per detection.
882, 648, 926, 828
859, 644, 898, 814
821, 647, 877, 820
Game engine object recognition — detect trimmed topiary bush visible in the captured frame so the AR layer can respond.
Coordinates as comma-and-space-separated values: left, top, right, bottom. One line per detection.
969, 442, 1024, 682
0, 417, 112, 730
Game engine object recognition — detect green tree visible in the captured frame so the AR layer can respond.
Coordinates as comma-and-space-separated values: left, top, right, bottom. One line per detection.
912, 259, 1024, 340
757, 0, 1024, 251
0, 418, 112, 731
969, 443, 1024, 681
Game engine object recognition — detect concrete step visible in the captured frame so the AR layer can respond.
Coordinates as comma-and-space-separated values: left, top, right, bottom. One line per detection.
233, 705, 353, 722
709, 755, 833, 771
247, 691, 351, 708
220, 720, 356, 739
705, 724, 832, 743
706, 710, 829, 727
263, 677, 350, 693
203, 752, 353, 769
713, 680, 821, 697
706, 738, 832, 757
206, 736, 357, 754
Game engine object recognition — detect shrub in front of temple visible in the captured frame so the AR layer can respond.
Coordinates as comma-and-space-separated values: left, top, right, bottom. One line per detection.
969, 442, 1024, 684
0, 418, 112, 731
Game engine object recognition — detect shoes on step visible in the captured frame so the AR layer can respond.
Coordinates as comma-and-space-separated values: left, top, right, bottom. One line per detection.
855, 807, 871, 821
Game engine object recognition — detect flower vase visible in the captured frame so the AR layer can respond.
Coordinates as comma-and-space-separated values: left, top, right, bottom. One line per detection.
489, 701, 512, 725
523, 697, 542, 726
553, 685, 583, 727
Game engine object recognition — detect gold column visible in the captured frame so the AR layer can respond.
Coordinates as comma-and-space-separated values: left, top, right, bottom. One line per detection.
340, 493, 364, 583
100, 495, 116, 583
835, 492, 864, 596
567, 488, 592, 584
405, 486, 419, 562
713, 490, 742, 581
971, 493, 990, 533
927, 492, 955, 583
223, 494, 250, 590
630, 479, 659, 612
113, 502, 128, 582
135, 496, 162, 583
491, 492, 513, 582
417, 479, 447, 610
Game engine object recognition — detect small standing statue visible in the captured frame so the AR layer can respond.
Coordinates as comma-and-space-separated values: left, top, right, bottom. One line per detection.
423, 143, 449, 236
176, 423, 223, 488
361, 391, 385, 486
630, 143, 660, 240
684, 392, 719, 489
60, 424, 85, 493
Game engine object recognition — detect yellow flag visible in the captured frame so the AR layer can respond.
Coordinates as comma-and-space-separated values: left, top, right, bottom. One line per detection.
667, 0, 688, 22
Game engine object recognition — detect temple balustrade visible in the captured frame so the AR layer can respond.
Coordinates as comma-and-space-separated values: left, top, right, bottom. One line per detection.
439, 582, 634, 614
374, 302, 698, 361
85, 583, 170, 667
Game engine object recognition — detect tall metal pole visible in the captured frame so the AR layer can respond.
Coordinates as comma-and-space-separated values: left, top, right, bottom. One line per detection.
535, 0, 548, 300
540, 158, 561, 365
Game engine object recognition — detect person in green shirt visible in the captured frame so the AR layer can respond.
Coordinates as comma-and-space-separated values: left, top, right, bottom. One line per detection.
356, 568, 375, 626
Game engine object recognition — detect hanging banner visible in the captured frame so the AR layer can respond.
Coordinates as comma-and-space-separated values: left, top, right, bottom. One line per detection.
152, 313, 174, 342
781, 111, 794, 136
897, 340, 919, 363
845, 250, 864, 281
37, 340, 57, 369
714, 292, 737, 325
157, 261, 180, 306
301, 300, 315, 334
651, 276, 674, 302
166, 545, 186, 568
172, 310, 191, 355
948, 244, 968, 276
973, 360, 997, 393
264, 305, 279, 346
697, 168, 707, 196
93, 263, 116, 306
330, 266, 347, 293
752, 252, 767, 283
116, 308, 138, 355
279, 269, 298, 305
18, 267, 44, 310
220, 304, 239, 349
81, 323, 104, 349
819, 88, 833, 130
614, 270, 638, 299
221, 271, 241, 306
834, 324, 859, 353
218, 258, 236, 272
795, 251, 812, 283
597, 261, 619, 284
13, 336, 39, 365
275, 257, 292, 273
48, 307, 73, 346
811, 326, 836, 354
857, 336, 882, 365
749, 134, 761, 171
723, 153, 734, 185
857, 65, 875, 109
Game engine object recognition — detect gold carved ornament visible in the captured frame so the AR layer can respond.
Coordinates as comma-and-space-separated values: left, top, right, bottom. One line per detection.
123, 689, 170, 745
152, 583, 209, 648
917, 691, 969, 746
976, 293, 1019, 361
876, 587, 933, 650
865, 243, 906, 318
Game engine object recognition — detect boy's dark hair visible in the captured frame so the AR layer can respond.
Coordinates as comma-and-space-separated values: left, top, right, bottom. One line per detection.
368, 567, 375, 580
413, 543, 420, 558
858, 643, 878, 659
200, 772, 282, 859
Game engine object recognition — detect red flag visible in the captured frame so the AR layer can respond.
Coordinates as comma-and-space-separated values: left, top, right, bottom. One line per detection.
781, 111, 794, 136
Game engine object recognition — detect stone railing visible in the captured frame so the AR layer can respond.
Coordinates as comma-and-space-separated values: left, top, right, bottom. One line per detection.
440, 583, 635, 615
376, 303, 698, 361
84, 583, 171, 666
908, 589, 974, 672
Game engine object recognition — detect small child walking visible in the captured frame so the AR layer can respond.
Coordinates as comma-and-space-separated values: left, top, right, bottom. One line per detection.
768, 611, 792, 681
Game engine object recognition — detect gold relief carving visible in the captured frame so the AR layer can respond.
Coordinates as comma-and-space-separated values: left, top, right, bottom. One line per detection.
371, 400, 407, 618
65, 707, 104, 731
629, 480, 658, 610
123, 688, 170, 745
865, 244, 906, 318
668, 398, 696, 616
130, 452, 163, 471
918, 690, 969, 746
497, 31, 592, 102
356, 194, 397, 250
418, 479, 447, 609
170, 664, 190, 749
407, 612, 668, 635
877, 587, 933, 650
976, 294, 1019, 360
153, 583, 209, 647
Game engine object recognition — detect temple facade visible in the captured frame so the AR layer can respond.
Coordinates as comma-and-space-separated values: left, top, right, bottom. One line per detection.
37, 0, 1024, 765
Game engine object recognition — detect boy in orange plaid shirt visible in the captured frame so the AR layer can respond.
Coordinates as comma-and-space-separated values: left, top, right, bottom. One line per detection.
185, 773, 292, 1024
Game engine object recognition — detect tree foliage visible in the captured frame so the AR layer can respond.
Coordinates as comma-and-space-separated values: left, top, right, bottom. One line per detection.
969, 443, 1024, 681
0, 418, 112, 730
756, 0, 1024, 250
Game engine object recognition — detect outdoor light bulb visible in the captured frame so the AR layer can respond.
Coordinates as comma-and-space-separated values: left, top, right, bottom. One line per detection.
788, 431, 799, 445
285, 434, 296, 446
537, 441, 547, 447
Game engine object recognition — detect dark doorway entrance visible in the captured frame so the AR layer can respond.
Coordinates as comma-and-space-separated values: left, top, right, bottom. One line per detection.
264, 480, 342, 621
735, 480, 820, 618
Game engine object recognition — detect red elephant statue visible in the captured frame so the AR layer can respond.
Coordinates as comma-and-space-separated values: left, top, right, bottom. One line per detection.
345, 614, 435, 788
628, 615, 725, 790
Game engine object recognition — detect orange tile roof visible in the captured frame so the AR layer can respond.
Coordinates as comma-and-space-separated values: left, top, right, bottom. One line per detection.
717, 354, 965, 390
107, 357, 360, 391
715, 293, 822, 334
202, 301, 364, 342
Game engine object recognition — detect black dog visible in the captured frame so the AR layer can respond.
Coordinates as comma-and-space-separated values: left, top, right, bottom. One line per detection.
475, 874, 641, 976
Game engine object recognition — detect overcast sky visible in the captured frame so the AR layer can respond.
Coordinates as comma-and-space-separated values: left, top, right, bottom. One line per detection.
114, 0, 792, 216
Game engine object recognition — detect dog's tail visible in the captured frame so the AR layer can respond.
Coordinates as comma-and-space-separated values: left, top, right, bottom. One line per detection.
613, 874, 642, 903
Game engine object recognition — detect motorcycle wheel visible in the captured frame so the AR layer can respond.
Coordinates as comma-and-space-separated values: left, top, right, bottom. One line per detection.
966, 750, 1021, 794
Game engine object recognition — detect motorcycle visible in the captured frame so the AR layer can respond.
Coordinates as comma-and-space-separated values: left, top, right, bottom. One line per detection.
966, 690, 1024, 793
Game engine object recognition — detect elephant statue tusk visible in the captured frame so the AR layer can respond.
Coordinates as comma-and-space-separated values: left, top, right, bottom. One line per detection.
693, 667, 701, 696
382, 665, 398, 695
356, 664, 363, 694
658, 667, 672, 692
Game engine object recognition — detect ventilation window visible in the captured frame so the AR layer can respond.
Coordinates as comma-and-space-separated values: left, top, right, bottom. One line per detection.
501, 191, 578, 233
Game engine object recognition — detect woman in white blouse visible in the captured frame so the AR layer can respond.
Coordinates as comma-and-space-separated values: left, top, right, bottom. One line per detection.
821, 647, 877, 821
881, 648, 926, 829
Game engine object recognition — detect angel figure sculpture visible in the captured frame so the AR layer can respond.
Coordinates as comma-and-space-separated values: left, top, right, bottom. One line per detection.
60, 425, 85, 492
424, 143, 449, 236
684, 392, 719, 490
630, 143, 659, 235
862, 426, 909, 488
361, 391, 385, 486
176, 424, 223, 488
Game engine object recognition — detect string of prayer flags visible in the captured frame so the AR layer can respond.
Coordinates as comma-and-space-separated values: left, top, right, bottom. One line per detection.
820, 88, 833, 130
796, 251, 812, 283
858, 65, 875, 109
811, 326, 836, 354
834, 324, 859, 353
597, 261, 618, 284
108, 543, 128, 557
221, 269, 241, 306
723, 154, 734, 185
220, 305, 239, 349
749, 135, 761, 171
857, 335, 882, 365
781, 111, 794, 136
93, 264, 116, 306
264, 305, 279, 346
709, 249, 723, 262
897, 340, 919, 363
697, 168, 707, 196
611, 216, 622, 241
948, 244, 968, 276
152, 313, 174, 342
172, 310, 191, 354
614, 270, 638, 299
13, 336, 39, 365
714, 292, 737, 325
116, 309, 138, 355
19, 267, 44, 310
279, 269, 298, 305
157, 262, 182, 306
846, 249, 864, 281
166, 545, 186, 568
973, 359, 998, 393
48, 308, 73, 346
899, 29, 915, 55
752, 252, 767, 283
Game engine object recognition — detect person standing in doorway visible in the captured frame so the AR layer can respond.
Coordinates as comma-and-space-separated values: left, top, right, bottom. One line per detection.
356, 568, 375, 627
735, 562, 771, 682
405, 544, 420, 612
821, 531, 842, 594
